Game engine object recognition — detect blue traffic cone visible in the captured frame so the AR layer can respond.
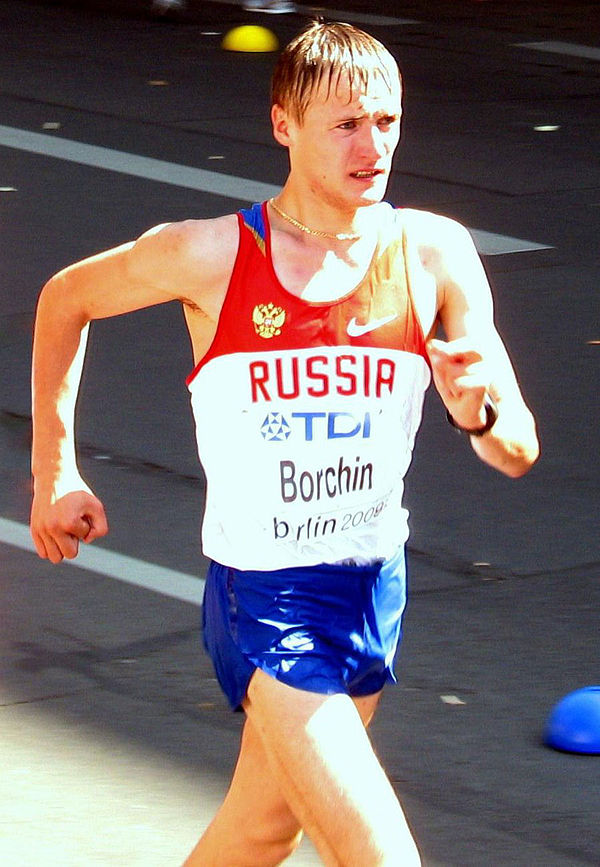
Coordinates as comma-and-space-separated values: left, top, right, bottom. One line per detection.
544, 686, 600, 754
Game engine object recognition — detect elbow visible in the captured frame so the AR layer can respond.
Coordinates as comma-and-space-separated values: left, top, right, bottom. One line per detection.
503, 457, 536, 479
39, 272, 65, 298
37, 273, 90, 329
494, 407, 540, 479
38, 275, 63, 311
501, 438, 540, 479
475, 418, 540, 478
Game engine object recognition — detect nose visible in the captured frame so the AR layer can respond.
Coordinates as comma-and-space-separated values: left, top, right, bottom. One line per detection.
360, 123, 388, 160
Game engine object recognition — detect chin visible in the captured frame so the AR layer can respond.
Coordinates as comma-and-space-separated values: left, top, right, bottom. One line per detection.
326, 179, 387, 212
356, 178, 389, 207
356, 189, 387, 208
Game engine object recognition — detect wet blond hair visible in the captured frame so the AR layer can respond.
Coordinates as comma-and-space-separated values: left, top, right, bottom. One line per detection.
271, 21, 401, 124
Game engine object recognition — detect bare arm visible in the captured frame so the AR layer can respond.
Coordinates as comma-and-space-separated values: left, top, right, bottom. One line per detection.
409, 210, 539, 478
31, 216, 237, 561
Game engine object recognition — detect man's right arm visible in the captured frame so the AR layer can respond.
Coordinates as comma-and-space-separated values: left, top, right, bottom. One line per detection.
30, 216, 238, 562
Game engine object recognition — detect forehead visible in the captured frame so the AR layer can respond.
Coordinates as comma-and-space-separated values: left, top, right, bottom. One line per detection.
306, 65, 402, 117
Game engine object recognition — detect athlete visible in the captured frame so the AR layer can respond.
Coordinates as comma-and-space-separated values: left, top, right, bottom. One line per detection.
30, 21, 539, 867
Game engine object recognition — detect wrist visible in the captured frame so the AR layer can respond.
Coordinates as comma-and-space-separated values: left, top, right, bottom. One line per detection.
33, 466, 90, 502
447, 393, 498, 437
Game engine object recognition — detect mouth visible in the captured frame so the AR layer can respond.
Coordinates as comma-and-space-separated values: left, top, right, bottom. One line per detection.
350, 169, 384, 180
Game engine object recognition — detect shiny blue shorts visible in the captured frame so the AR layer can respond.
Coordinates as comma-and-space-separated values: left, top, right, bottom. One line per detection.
201, 547, 407, 711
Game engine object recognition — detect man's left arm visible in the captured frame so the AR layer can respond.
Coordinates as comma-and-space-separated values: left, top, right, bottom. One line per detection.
423, 216, 539, 478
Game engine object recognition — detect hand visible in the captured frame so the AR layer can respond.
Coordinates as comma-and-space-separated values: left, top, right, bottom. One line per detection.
30, 489, 109, 564
427, 337, 491, 430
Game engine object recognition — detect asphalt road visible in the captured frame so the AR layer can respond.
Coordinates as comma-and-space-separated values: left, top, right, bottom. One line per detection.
0, 1, 599, 864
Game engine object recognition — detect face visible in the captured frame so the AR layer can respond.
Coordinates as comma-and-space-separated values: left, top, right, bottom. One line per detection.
273, 64, 402, 212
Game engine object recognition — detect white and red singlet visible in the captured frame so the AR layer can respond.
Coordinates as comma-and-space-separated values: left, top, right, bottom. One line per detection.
187, 202, 431, 570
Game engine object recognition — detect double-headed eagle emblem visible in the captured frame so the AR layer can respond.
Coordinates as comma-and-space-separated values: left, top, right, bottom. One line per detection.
252, 303, 286, 339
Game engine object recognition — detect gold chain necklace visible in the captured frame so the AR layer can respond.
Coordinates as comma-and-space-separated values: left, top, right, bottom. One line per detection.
269, 198, 361, 242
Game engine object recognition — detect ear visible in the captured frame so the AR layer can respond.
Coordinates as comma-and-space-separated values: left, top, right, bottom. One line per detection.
271, 103, 294, 147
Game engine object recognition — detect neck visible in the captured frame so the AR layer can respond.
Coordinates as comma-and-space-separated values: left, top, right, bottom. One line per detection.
269, 193, 372, 243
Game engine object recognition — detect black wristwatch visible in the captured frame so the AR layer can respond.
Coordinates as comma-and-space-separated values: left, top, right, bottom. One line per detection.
446, 393, 498, 437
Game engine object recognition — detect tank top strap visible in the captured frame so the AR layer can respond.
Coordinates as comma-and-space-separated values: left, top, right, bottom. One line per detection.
237, 201, 268, 257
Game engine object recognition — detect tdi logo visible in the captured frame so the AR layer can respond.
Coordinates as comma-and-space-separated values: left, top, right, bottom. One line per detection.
261, 412, 291, 441
260, 411, 371, 441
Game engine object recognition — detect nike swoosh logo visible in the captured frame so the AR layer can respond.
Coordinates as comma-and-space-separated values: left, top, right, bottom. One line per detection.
347, 313, 398, 337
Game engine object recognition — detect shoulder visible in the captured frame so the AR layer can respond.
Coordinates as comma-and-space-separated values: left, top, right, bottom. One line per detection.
127, 214, 240, 301
399, 207, 484, 287
400, 208, 474, 259
134, 214, 239, 268
396, 208, 493, 331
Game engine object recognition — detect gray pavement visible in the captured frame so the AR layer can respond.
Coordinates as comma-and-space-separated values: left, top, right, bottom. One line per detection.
1, 1, 599, 864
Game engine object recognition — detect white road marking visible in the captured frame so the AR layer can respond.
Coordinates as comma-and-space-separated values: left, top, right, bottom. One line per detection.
0, 125, 550, 255
295, 5, 419, 26
0, 124, 279, 202
515, 41, 600, 62
0, 517, 205, 606
206, 0, 419, 26
469, 228, 550, 256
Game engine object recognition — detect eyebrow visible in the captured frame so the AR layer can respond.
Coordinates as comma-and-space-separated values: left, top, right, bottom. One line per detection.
334, 110, 401, 122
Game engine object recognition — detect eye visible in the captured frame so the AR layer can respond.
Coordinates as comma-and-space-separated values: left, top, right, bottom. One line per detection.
377, 115, 398, 129
337, 119, 357, 130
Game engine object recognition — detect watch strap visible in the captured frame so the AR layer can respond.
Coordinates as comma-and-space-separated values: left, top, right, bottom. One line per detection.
446, 393, 498, 437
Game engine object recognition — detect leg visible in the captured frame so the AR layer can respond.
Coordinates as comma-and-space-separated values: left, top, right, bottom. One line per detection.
183, 716, 303, 867
243, 669, 421, 866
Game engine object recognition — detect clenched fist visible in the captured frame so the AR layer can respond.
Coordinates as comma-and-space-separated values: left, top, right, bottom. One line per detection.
30, 490, 108, 564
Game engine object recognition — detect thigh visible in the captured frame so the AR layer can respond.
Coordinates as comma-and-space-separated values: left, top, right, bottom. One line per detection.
224, 718, 303, 845
243, 669, 421, 866
184, 716, 302, 867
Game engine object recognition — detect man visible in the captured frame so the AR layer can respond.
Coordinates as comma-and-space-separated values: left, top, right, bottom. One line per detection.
30, 21, 539, 866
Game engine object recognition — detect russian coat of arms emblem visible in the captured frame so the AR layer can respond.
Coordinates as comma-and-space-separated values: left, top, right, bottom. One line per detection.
252, 303, 286, 338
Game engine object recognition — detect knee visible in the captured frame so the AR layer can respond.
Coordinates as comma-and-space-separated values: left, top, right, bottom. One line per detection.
273, 827, 304, 864
247, 820, 303, 866
190, 824, 303, 867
